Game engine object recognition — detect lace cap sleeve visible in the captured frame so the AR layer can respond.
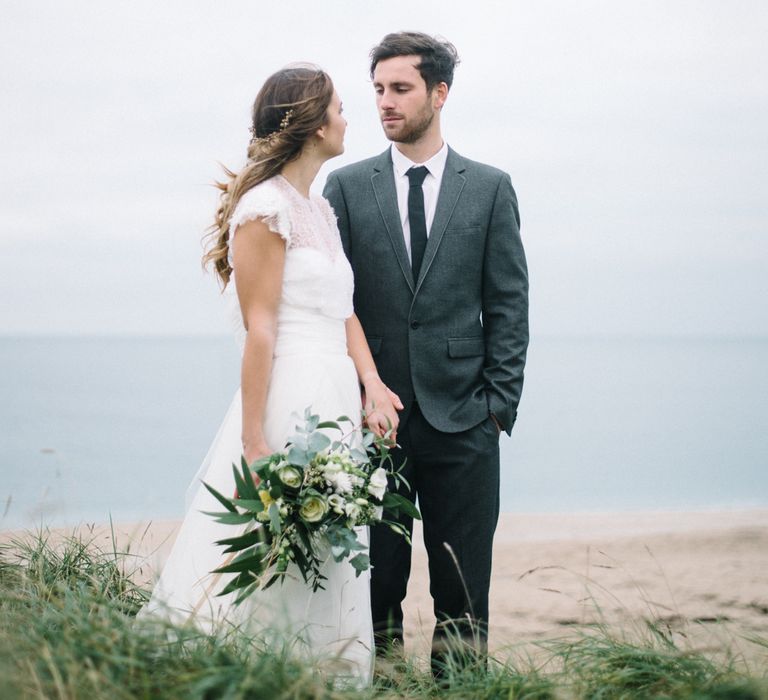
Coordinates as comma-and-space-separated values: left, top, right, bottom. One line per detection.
228, 179, 292, 252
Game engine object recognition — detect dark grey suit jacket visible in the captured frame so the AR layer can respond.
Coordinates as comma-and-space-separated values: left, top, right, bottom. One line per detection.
324, 147, 528, 434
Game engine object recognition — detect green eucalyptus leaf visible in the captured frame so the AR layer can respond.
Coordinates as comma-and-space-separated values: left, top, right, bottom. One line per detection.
349, 553, 370, 574
290, 433, 308, 450
287, 446, 309, 466
308, 432, 331, 453
331, 545, 348, 561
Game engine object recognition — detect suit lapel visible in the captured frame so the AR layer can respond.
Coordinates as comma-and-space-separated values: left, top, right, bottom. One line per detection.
370, 150, 414, 294
415, 148, 467, 293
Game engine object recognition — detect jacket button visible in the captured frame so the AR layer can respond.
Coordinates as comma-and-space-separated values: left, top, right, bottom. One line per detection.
410, 320, 420, 329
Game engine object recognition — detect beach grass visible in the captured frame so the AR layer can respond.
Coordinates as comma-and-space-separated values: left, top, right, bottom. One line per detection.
0, 531, 766, 699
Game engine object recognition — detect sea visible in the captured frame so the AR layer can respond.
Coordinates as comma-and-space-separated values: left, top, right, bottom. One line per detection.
1, 335, 767, 530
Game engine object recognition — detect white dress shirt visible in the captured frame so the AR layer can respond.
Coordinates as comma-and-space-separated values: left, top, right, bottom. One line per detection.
390, 142, 449, 261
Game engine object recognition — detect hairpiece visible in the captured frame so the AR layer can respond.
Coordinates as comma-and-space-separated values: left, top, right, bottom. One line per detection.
249, 108, 295, 147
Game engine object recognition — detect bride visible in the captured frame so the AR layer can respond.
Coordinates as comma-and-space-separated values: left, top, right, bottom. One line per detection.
140, 65, 401, 683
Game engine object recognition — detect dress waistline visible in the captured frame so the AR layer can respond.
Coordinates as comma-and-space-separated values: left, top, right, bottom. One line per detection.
273, 304, 348, 358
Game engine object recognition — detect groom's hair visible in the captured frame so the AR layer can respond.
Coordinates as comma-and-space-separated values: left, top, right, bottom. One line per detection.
370, 32, 460, 91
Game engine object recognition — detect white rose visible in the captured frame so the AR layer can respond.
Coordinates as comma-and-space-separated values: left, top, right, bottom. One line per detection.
277, 466, 302, 489
299, 496, 327, 523
367, 467, 388, 501
372, 505, 383, 521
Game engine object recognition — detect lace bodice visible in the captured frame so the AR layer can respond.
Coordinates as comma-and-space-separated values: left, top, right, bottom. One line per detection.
226, 175, 354, 348
229, 175, 345, 260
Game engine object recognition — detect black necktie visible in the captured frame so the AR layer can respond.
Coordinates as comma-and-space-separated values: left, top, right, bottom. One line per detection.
406, 166, 429, 282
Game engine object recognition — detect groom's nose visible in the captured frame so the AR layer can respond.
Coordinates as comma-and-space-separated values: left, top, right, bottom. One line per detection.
378, 90, 396, 111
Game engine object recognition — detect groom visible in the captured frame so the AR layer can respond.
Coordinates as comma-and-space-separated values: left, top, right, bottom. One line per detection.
324, 32, 528, 667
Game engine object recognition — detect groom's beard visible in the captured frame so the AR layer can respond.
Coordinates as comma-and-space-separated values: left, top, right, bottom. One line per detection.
381, 103, 435, 145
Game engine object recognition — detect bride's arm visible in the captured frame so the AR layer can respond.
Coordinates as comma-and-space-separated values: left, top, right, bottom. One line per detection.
345, 314, 403, 441
232, 219, 286, 464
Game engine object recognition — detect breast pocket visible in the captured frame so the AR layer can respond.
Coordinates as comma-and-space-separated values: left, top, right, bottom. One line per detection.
444, 226, 481, 237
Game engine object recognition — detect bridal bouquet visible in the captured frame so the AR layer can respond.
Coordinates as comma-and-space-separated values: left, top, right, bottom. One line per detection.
203, 409, 419, 600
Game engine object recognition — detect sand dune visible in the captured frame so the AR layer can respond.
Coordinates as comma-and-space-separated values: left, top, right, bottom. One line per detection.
4, 509, 767, 665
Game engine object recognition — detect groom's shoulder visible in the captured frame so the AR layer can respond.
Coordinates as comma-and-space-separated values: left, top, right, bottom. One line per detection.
452, 149, 509, 184
326, 152, 386, 184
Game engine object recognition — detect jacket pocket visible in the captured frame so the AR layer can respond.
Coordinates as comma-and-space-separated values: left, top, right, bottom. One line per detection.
447, 337, 485, 358
366, 337, 382, 356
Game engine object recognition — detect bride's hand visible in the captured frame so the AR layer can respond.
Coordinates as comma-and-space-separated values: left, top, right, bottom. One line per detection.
361, 373, 402, 444
234, 439, 268, 498
243, 440, 271, 467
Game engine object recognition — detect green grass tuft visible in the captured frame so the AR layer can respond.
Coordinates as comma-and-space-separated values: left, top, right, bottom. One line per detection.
550, 621, 767, 700
0, 531, 766, 699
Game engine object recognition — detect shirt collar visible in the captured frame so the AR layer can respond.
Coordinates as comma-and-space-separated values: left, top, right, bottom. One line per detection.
391, 141, 449, 180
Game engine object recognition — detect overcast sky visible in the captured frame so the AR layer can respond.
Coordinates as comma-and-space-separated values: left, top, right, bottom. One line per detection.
1, 0, 766, 336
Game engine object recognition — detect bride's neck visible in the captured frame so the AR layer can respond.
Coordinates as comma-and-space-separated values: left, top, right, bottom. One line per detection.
280, 148, 325, 199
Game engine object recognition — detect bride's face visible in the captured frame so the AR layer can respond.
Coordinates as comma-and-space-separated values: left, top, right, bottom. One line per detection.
318, 91, 347, 157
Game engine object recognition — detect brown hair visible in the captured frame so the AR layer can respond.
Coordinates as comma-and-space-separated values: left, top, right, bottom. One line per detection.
370, 32, 459, 90
203, 65, 334, 287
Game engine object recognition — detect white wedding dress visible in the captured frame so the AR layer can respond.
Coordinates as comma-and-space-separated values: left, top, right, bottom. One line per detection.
140, 174, 373, 683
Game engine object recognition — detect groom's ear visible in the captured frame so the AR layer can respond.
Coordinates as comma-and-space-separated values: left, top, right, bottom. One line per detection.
432, 82, 449, 110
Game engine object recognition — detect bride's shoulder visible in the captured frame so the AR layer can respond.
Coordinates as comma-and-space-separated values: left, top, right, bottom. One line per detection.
236, 175, 286, 208
230, 176, 292, 242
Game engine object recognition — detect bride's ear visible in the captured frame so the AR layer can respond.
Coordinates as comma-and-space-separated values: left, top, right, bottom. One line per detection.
314, 125, 326, 141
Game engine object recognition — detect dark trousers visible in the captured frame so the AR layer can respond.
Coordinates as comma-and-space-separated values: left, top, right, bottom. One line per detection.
370, 401, 500, 668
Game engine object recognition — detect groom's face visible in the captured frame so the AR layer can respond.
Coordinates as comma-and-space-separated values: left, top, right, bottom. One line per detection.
373, 55, 439, 144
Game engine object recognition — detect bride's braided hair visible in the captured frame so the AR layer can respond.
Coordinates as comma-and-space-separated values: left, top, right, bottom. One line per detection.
203, 65, 334, 287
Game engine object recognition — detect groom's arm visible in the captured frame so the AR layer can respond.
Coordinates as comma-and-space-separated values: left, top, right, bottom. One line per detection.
482, 172, 529, 435
323, 173, 351, 259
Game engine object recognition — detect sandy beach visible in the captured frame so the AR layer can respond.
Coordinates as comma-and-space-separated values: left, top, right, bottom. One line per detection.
4, 509, 767, 666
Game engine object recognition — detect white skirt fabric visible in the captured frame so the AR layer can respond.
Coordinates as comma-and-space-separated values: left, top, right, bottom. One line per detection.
140, 307, 373, 683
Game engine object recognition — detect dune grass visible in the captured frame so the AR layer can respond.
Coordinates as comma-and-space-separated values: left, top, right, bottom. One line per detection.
0, 531, 765, 699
